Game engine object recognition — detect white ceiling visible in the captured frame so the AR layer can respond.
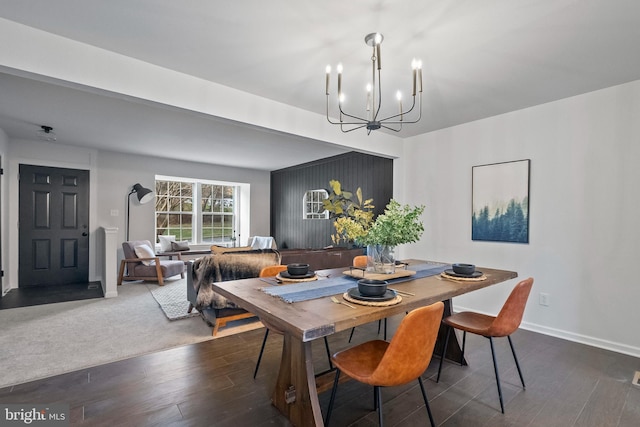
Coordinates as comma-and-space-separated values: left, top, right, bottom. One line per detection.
1, 0, 639, 170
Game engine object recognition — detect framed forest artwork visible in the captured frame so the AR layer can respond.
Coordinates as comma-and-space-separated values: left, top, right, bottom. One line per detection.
472, 159, 530, 243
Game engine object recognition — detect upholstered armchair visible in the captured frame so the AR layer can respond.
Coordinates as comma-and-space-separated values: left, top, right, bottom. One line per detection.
117, 240, 185, 286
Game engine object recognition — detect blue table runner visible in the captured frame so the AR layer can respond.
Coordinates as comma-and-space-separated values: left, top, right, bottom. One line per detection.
261, 262, 450, 303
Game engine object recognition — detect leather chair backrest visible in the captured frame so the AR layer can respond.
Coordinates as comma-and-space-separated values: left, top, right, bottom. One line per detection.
489, 277, 534, 337
369, 301, 444, 387
353, 255, 368, 268
259, 265, 288, 278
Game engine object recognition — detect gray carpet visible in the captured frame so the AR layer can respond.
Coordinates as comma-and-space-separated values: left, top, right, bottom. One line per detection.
0, 278, 214, 389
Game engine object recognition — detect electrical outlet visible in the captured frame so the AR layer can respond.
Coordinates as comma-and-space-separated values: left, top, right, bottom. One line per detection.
110, 209, 119, 217
539, 292, 550, 306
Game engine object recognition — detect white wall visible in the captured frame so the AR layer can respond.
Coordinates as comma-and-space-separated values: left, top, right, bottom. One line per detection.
403, 79, 640, 357
7, 139, 99, 290
96, 150, 271, 282
1, 140, 271, 290
96, 149, 271, 245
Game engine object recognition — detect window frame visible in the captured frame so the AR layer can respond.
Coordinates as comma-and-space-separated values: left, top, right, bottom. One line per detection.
155, 175, 250, 246
303, 189, 329, 220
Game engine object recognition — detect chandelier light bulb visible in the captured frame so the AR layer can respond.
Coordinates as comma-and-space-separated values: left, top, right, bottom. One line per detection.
325, 65, 331, 95
396, 91, 402, 101
374, 33, 382, 44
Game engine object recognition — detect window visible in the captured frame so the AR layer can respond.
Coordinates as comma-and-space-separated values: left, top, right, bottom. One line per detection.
156, 176, 248, 245
200, 183, 236, 243
303, 189, 329, 219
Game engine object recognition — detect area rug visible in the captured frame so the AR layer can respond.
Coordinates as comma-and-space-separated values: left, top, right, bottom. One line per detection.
147, 279, 264, 337
148, 279, 199, 320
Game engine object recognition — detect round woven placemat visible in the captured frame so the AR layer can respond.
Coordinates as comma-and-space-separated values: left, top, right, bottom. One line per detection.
343, 292, 402, 307
276, 273, 318, 283
440, 272, 487, 282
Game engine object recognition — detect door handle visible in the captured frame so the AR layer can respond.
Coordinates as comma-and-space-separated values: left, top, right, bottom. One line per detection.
82, 232, 88, 236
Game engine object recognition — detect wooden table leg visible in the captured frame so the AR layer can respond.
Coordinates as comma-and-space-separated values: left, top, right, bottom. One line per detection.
433, 299, 468, 365
272, 333, 324, 427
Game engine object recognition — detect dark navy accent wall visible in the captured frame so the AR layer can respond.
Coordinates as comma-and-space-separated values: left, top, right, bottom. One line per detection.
271, 152, 393, 249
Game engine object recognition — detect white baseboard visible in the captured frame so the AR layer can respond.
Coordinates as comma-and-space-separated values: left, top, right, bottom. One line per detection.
453, 305, 640, 359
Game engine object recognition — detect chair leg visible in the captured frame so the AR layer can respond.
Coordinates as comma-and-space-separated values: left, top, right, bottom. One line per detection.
117, 260, 126, 286
508, 335, 526, 389
348, 327, 356, 343
436, 325, 451, 382
187, 303, 194, 313
253, 329, 270, 379
418, 377, 436, 427
325, 369, 341, 426
489, 337, 505, 413
383, 318, 387, 341
323, 337, 334, 370
375, 386, 384, 426
460, 330, 467, 365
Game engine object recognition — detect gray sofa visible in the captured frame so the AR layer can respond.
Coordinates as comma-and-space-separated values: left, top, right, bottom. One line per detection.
187, 249, 281, 335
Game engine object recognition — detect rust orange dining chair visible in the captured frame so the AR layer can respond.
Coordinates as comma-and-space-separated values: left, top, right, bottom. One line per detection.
436, 277, 534, 413
325, 301, 444, 427
253, 265, 333, 378
353, 255, 368, 268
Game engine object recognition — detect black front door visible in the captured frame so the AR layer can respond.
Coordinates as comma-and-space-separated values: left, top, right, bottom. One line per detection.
19, 164, 90, 287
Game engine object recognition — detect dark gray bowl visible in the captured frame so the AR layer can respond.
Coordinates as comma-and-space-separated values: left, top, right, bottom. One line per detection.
357, 279, 388, 297
287, 263, 309, 276
452, 263, 475, 275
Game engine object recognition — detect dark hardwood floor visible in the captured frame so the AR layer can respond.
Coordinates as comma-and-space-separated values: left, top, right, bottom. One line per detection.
1, 315, 639, 426
0, 282, 103, 309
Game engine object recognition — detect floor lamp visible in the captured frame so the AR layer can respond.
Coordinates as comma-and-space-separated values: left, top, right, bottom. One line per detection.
126, 183, 154, 241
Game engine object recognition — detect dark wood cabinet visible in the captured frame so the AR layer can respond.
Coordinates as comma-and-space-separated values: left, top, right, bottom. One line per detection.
280, 247, 365, 271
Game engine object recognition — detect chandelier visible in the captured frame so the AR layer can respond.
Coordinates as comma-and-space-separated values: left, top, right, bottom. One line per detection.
325, 33, 423, 134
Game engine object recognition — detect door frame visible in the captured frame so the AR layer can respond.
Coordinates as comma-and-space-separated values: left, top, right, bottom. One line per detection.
19, 164, 91, 287
8, 148, 98, 290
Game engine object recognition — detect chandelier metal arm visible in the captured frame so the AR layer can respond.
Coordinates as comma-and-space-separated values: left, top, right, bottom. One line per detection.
326, 96, 368, 125
341, 123, 368, 133
377, 93, 422, 124
338, 102, 369, 123
372, 68, 383, 122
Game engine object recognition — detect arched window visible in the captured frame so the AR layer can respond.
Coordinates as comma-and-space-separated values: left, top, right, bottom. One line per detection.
303, 189, 329, 219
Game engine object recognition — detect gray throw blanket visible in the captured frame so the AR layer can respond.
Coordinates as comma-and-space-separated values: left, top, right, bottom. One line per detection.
192, 249, 281, 310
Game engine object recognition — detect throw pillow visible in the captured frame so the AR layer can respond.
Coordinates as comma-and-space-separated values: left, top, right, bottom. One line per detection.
171, 241, 190, 252
158, 235, 176, 252
134, 244, 156, 266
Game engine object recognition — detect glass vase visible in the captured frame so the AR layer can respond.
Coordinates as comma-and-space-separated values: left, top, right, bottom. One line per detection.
366, 244, 396, 274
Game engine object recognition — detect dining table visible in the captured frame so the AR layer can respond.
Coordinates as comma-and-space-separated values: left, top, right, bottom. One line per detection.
212, 260, 518, 427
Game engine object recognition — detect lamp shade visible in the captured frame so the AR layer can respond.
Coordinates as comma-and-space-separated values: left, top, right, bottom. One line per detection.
132, 183, 154, 204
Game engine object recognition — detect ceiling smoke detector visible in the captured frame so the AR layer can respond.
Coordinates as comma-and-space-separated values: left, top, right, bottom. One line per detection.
38, 125, 57, 141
